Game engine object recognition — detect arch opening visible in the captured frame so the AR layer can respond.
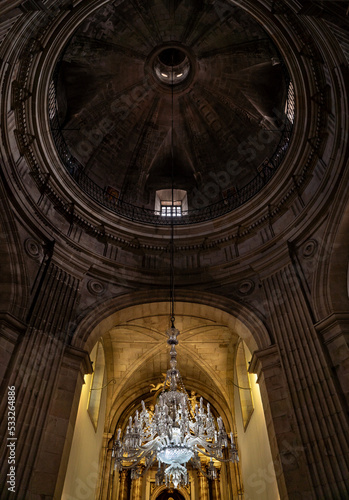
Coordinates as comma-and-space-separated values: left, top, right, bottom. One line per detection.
62, 299, 280, 500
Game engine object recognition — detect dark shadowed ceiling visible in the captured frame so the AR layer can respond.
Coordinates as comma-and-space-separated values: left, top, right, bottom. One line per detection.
54, 0, 290, 212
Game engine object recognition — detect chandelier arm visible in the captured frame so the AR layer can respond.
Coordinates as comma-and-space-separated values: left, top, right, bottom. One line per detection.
117, 456, 146, 469
185, 438, 223, 456
119, 440, 160, 463
144, 436, 161, 447
119, 449, 156, 466
189, 462, 213, 479
189, 436, 233, 458
193, 436, 221, 447
136, 437, 161, 452
119, 451, 158, 475
194, 448, 234, 463
198, 442, 225, 453
184, 435, 200, 446
142, 452, 158, 474
118, 452, 146, 463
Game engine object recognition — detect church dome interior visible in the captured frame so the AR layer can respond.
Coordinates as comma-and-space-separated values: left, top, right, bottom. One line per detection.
52, 0, 290, 219
0, 1, 348, 500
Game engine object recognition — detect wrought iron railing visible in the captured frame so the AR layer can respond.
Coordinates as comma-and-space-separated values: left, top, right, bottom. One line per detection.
49, 77, 294, 226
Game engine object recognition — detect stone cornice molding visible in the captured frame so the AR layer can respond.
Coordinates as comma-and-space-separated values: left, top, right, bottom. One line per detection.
0, 312, 27, 343
247, 242, 292, 278
62, 344, 93, 377
314, 312, 349, 341
248, 344, 281, 382
50, 244, 93, 279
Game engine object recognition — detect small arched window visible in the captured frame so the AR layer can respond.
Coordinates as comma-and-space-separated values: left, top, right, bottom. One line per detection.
235, 340, 254, 429
87, 340, 106, 430
155, 189, 188, 216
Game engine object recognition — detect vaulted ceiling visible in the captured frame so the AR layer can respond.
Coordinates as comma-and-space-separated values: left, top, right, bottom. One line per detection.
100, 302, 245, 431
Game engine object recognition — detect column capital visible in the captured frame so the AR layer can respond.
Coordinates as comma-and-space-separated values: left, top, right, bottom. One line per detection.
314, 312, 349, 343
197, 469, 207, 478
314, 312, 349, 404
0, 312, 27, 343
62, 344, 93, 377
119, 469, 128, 481
249, 344, 281, 381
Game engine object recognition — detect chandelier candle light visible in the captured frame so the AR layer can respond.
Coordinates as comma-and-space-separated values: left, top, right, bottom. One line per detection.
112, 49, 239, 489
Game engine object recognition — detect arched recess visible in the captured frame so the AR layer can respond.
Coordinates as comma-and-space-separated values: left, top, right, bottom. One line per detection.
73, 290, 272, 354
0, 181, 28, 321
0, 180, 29, 385
318, 198, 349, 315
151, 485, 188, 500
63, 293, 280, 500
313, 197, 349, 404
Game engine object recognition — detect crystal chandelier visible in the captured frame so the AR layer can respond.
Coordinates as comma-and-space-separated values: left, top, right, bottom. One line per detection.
112, 49, 239, 489
112, 319, 239, 488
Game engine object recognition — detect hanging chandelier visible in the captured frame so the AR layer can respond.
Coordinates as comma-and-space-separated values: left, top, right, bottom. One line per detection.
112, 319, 239, 489
112, 50, 239, 489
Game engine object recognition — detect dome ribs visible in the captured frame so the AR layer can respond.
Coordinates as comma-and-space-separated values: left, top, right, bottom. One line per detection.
130, 0, 163, 46
52, 0, 290, 219
198, 38, 272, 61
120, 95, 162, 203
179, 1, 210, 45
74, 35, 148, 62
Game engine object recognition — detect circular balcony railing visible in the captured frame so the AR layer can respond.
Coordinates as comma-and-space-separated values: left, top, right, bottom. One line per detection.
49, 77, 294, 226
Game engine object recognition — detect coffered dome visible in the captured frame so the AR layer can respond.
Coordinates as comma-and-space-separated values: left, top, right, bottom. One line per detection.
52, 0, 291, 221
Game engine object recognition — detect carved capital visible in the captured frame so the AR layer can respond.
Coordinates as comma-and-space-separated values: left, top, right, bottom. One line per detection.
249, 344, 280, 381
62, 344, 93, 379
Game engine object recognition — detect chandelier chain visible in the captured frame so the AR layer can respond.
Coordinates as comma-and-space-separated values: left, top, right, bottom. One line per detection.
112, 50, 239, 491
170, 51, 175, 324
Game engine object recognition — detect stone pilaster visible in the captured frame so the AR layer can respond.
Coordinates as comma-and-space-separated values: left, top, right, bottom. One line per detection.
0, 313, 26, 384
119, 470, 130, 500
210, 469, 221, 500
0, 262, 90, 499
131, 473, 142, 500
250, 345, 312, 499
258, 264, 349, 499
198, 470, 209, 500
32, 344, 92, 498
98, 434, 115, 500
314, 313, 349, 407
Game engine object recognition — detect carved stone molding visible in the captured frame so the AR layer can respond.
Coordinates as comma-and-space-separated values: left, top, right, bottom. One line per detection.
301, 238, 318, 259
87, 279, 106, 296
24, 237, 43, 259
249, 344, 281, 381
237, 279, 255, 296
